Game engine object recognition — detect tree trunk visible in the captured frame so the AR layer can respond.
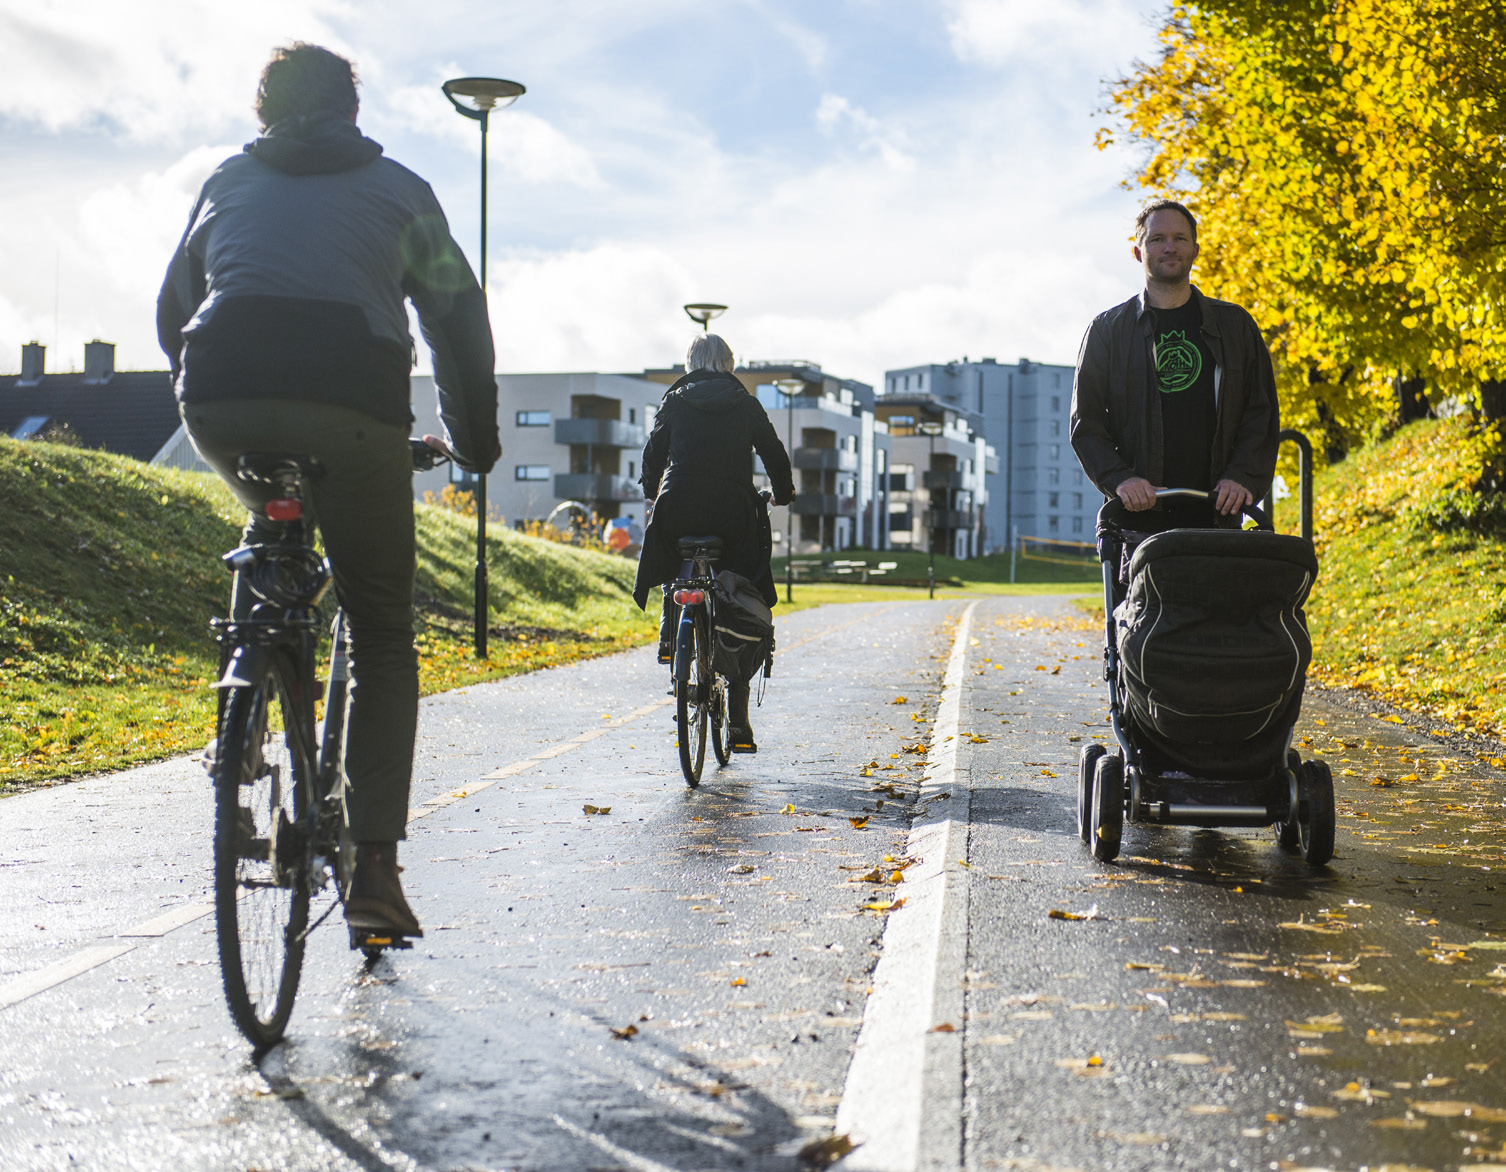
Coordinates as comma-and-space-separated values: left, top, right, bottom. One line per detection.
1480, 380, 1506, 422
1397, 375, 1431, 422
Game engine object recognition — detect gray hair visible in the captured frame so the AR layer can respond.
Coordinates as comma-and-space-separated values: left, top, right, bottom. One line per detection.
685, 333, 735, 374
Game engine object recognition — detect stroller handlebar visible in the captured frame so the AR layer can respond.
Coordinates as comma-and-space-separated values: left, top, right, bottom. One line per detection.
1097, 487, 1274, 533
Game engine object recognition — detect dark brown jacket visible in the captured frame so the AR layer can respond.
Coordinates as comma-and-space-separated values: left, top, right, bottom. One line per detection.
1070, 286, 1279, 503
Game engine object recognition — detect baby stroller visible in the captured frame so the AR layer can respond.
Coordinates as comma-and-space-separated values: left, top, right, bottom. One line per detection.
1079, 489, 1334, 867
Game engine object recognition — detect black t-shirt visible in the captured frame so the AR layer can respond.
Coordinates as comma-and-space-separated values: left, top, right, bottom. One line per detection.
1153, 298, 1216, 492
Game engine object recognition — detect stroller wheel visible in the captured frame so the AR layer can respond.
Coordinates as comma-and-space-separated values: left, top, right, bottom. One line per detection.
1090, 753, 1124, 863
1297, 760, 1335, 866
1078, 744, 1107, 845
1274, 751, 1301, 850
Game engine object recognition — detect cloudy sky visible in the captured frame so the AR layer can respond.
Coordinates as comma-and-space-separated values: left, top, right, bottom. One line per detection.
0, 0, 1169, 389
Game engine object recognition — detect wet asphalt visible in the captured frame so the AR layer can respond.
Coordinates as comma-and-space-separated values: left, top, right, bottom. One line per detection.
2, 595, 1504, 1172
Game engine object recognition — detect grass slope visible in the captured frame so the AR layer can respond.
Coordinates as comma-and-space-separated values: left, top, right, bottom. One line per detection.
0, 438, 653, 788
1297, 416, 1506, 740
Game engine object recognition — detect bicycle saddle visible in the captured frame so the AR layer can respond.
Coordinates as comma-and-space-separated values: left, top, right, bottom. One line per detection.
677, 535, 724, 558
236, 453, 325, 488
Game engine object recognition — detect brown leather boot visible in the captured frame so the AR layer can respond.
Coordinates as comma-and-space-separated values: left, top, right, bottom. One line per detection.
345, 843, 423, 937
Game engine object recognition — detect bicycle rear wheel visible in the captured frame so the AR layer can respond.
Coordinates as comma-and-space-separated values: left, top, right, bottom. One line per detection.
213, 653, 313, 1049
677, 609, 710, 786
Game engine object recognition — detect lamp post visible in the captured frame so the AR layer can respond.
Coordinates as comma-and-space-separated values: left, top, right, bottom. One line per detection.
772, 377, 804, 603
442, 75, 526, 659
918, 420, 943, 599
683, 303, 727, 332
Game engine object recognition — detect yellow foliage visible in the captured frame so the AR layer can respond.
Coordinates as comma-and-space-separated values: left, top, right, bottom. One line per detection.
1104, 0, 1506, 447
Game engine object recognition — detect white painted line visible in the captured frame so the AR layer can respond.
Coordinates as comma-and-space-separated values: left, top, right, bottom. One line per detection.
119, 901, 214, 937
480, 759, 541, 781
0, 943, 138, 1011
835, 600, 978, 1172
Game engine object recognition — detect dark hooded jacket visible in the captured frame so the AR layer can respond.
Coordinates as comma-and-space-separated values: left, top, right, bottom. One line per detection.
156, 111, 499, 471
632, 370, 794, 609
1070, 286, 1278, 506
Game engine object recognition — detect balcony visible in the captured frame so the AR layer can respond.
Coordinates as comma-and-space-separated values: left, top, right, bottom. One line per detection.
554, 418, 645, 448
554, 473, 643, 503
793, 448, 858, 472
926, 508, 973, 530
790, 493, 857, 517
922, 469, 967, 490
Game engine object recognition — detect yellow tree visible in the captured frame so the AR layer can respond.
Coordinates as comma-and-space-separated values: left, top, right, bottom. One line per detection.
1102, 0, 1506, 452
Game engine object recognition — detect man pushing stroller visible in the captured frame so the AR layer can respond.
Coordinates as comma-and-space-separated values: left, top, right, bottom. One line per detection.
1070, 199, 1280, 528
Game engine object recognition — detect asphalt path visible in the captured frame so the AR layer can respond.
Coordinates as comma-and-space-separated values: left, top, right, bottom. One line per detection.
2, 595, 1504, 1172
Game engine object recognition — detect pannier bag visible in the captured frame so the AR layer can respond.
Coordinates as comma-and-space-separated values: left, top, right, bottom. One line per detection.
712, 570, 774, 682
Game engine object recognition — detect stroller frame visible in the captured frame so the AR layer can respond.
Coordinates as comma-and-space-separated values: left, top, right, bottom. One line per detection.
1079, 489, 1335, 867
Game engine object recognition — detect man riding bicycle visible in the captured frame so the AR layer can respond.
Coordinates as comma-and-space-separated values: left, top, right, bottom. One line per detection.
157, 43, 500, 942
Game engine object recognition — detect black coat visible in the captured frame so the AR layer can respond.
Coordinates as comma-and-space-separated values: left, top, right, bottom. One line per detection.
632, 370, 794, 609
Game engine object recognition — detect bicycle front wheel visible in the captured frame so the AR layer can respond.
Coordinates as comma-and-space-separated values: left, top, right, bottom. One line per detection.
677, 609, 710, 786
213, 653, 313, 1050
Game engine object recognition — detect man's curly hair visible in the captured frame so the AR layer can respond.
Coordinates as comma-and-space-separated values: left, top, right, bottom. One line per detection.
256, 43, 359, 130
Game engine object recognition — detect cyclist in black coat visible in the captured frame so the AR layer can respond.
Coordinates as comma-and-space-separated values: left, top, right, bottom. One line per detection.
633, 334, 794, 751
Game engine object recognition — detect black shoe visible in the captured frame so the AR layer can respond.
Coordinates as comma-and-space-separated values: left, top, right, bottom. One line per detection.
345, 843, 423, 938
729, 726, 758, 754
657, 637, 673, 664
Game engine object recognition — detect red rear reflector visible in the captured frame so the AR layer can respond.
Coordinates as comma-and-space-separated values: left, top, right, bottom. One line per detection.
674, 589, 705, 606
265, 498, 302, 521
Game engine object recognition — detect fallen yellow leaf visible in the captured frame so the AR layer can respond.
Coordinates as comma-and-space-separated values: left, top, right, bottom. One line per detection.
849, 816, 870, 829
583, 804, 612, 815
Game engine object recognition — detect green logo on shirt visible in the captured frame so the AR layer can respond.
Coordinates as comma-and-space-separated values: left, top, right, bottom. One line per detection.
1157, 330, 1202, 394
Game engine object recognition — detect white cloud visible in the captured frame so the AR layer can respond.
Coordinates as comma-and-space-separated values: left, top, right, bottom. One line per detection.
381, 83, 603, 189
815, 94, 913, 172
944, 0, 1154, 69
0, 0, 351, 141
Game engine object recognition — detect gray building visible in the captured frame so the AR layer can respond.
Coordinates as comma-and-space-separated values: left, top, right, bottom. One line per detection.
883, 357, 1095, 553
872, 395, 989, 558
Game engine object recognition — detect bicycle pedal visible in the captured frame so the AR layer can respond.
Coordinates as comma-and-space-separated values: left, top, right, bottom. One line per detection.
348, 928, 414, 952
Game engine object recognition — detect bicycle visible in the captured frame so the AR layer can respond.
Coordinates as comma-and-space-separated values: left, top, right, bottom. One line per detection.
668, 535, 731, 786
209, 439, 446, 1050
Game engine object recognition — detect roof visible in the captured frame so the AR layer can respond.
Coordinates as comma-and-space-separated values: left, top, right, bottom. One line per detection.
0, 371, 179, 461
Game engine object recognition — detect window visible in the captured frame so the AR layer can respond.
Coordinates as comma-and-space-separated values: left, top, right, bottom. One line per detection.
515, 410, 550, 427
1051, 396, 1060, 412
515, 465, 550, 481
628, 461, 635, 478
1073, 492, 1083, 509
1073, 469, 1083, 485
1072, 516, 1084, 534
1048, 492, 1059, 508
1049, 444, 1060, 460
628, 408, 636, 424
1048, 515, 1060, 533
1048, 467, 1060, 484
1051, 419, 1061, 436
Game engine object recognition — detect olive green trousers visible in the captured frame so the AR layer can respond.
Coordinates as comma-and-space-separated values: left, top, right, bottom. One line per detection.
183, 399, 417, 843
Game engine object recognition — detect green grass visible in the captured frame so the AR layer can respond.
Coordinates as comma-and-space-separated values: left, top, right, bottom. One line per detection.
0, 437, 654, 790
1294, 416, 1506, 740
771, 546, 1099, 595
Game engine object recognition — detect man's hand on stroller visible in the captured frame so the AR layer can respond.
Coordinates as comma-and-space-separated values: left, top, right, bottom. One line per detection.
1213, 478, 1253, 516
1115, 476, 1159, 511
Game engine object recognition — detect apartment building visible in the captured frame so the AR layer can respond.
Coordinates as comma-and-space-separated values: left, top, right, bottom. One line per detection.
410, 371, 663, 531
883, 357, 1095, 552
871, 394, 989, 558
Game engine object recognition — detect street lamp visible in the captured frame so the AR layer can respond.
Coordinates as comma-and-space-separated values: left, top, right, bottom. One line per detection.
683, 303, 727, 332
918, 420, 944, 599
442, 75, 526, 659
772, 377, 804, 603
